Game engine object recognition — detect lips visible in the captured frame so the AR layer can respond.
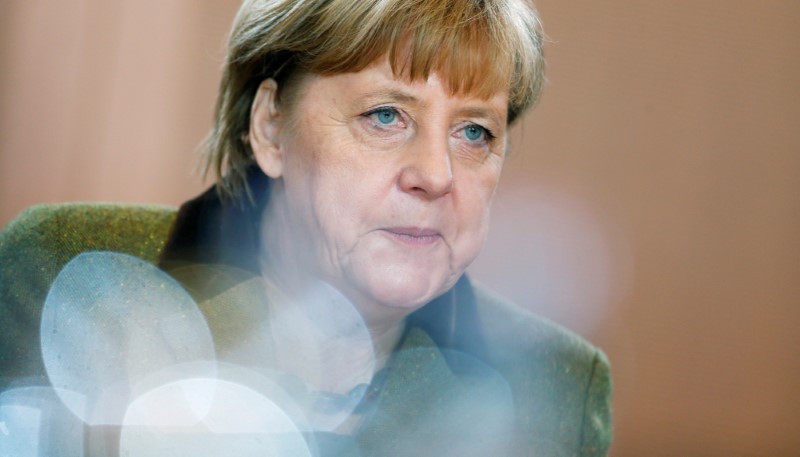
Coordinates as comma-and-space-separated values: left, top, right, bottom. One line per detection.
381, 227, 442, 246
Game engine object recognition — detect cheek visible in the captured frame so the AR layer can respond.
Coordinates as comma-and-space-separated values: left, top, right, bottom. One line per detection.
450, 169, 502, 264
453, 206, 491, 270
461, 160, 502, 213
287, 141, 390, 258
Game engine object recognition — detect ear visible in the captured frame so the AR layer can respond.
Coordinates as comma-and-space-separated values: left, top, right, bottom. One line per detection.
249, 79, 284, 178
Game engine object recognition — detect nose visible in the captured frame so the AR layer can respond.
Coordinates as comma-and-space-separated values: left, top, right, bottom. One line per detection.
398, 136, 454, 199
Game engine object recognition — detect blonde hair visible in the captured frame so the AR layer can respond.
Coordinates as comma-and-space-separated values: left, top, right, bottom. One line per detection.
205, 0, 546, 198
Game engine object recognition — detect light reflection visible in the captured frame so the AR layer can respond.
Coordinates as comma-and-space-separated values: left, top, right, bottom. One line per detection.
40, 252, 216, 425
5, 249, 531, 455
0, 386, 84, 457
260, 281, 375, 432
120, 376, 312, 457
473, 184, 632, 335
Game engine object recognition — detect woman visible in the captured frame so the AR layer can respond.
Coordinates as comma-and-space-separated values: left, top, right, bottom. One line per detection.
157, 0, 611, 455
0, 0, 610, 454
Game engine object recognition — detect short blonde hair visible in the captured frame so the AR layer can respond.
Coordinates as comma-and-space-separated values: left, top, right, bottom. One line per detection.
205, 0, 545, 198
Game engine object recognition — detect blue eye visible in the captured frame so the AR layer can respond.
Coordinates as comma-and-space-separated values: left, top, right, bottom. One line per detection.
373, 108, 397, 125
464, 125, 485, 141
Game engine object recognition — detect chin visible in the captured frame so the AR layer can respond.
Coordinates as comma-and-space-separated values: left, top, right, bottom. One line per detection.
370, 285, 437, 310
349, 267, 454, 312
335, 238, 467, 318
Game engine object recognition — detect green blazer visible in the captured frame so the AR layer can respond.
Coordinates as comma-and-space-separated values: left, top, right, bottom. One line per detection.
166, 265, 612, 457
0, 195, 612, 456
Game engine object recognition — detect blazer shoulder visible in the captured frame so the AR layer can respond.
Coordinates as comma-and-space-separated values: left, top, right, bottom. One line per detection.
471, 282, 612, 457
472, 282, 602, 363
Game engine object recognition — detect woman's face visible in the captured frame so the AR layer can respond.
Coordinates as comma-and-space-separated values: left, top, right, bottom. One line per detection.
252, 59, 508, 325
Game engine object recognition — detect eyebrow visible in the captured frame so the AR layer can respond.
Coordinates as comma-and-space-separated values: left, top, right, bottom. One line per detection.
358, 89, 424, 108
454, 107, 504, 127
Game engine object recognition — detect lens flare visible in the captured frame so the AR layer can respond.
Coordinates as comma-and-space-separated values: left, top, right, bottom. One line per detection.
40, 251, 216, 425
235, 280, 376, 432
120, 368, 312, 457
0, 386, 85, 457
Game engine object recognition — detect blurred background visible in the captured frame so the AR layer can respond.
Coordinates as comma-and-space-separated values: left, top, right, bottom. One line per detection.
1, 1, 798, 455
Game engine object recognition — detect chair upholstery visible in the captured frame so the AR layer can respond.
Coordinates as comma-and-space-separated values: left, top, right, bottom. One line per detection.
0, 203, 177, 383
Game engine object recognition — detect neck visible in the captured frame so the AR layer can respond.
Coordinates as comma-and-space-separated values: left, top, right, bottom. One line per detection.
259, 266, 404, 392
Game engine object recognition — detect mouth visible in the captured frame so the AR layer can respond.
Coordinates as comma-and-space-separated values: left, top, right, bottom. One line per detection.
380, 227, 443, 246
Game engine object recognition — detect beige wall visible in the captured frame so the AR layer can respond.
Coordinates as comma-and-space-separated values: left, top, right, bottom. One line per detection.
0, 1, 237, 217
2, 1, 798, 455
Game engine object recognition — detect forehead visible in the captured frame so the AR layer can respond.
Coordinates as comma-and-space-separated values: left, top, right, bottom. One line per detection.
291, 57, 509, 123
